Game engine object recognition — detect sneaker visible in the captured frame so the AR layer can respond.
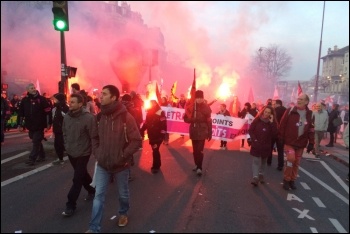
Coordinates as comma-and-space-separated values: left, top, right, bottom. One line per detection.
283, 180, 290, 190
222, 146, 227, 150
276, 166, 283, 171
192, 166, 198, 172
258, 174, 265, 184
62, 208, 75, 217
36, 158, 46, 162
289, 180, 297, 190
52, 159, 64, 165
251, 177, 259, 186
118, 215, 128, 227
84, 193, 95, 201
196, 168, 202, 176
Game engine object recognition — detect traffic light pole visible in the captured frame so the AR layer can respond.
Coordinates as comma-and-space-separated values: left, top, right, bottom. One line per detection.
59, 31, 68, 95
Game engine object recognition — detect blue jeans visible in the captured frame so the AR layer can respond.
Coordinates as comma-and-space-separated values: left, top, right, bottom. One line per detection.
88, 165, 130, 233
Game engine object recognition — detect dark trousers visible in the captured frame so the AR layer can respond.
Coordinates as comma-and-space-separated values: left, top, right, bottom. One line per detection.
220, 140, 227, 147
329, 131, 335, 145
28, 130, 45, 161
54, 132, 64, 160
192, 139, 205, 170
1, 118, 5, 143
276, 140, 285, 168
151, 142, 162, 169
66, 155, 95, 210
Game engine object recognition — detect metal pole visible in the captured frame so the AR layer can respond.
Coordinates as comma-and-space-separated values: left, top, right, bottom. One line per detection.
314, 1, 325, 103
59, 31, 67, 95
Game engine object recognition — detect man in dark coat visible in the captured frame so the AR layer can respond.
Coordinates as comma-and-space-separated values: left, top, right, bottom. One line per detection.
184, 90, 212, 176
18, 83, 52, 165
270, 99, 287, 170
51, 93, 69, 165
326, 103, 340, 147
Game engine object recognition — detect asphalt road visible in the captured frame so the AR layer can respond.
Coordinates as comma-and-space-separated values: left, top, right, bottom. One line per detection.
1, 131, 349, 233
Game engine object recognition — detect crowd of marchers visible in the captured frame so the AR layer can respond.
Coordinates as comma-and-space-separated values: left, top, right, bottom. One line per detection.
0, 82, 349, 233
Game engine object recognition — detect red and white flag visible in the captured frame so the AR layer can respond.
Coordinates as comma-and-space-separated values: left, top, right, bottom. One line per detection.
297, 81, 303, 96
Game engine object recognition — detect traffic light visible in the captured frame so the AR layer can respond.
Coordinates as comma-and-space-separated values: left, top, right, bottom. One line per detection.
52, 1, 69, 31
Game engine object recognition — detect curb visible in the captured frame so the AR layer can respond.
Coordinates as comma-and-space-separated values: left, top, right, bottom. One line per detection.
324, 153, 349, 167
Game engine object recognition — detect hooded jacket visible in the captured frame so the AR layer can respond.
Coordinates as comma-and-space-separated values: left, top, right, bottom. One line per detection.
96, 101, 142, 173
140, 105, 167, 145
184, 101, 212, 140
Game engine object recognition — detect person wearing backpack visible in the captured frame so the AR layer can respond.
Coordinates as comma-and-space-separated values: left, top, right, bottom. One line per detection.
87, 85, 142, 232
51, 93, 69, 165
140, 100, 167, 174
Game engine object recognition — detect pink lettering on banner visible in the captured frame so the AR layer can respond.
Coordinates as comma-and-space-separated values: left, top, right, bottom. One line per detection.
161, 107, 249, 141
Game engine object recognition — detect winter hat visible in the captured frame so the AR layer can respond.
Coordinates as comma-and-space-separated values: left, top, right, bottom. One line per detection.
121, 94, 132, 102
195, 90, 204, 99
53, 93, 66, 103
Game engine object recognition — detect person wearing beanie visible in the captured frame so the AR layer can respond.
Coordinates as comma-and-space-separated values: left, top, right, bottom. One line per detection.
52, 93, 69, 165
184, 89, 212, 176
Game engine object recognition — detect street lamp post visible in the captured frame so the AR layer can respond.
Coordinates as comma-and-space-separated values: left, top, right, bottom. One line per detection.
314, 1, 326, 103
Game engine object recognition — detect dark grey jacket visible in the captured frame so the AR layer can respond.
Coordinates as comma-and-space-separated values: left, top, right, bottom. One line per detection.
96, 102, 142, 173
184, 101, 212, 140
63, 108, 98, 158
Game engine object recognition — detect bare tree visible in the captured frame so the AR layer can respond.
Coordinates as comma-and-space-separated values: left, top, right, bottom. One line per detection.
251, 44, 292, 84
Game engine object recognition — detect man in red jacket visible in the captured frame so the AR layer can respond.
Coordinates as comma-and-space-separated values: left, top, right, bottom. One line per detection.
278, 93, 315, 190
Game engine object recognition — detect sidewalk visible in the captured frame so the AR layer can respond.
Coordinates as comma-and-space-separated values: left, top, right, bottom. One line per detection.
318, 134, 349, 167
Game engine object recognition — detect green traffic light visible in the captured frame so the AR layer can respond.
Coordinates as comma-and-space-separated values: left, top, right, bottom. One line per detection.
55, 20, 67, 30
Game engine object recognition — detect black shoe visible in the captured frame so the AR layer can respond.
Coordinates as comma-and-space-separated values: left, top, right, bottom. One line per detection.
289, 181, 297, 190
36, 158, 46, 162
283, 180, 290, 190
277, 166, 283, 171
267, 163, 272, 166
62, 208, 75, 217
151, 168, 159, 174
84, 193, 95, 201
25, 159, 34, 165
325, 144, 334, 147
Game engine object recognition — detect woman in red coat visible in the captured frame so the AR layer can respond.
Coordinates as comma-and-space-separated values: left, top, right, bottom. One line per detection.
248, 105, 278, 186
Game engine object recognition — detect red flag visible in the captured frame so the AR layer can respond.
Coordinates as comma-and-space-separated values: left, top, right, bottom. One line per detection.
297, 81, 303, 96
190, 69, 196, 101
155, 82, 162, 104
247, 86, 254, 103
185, 68, 196, 118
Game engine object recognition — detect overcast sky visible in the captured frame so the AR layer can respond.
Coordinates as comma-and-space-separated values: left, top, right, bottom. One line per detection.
129, 1, 349, 81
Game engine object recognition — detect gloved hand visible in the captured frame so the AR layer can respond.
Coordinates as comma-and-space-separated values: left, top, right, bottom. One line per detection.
207, 135, 212, 142
306, 143, 314, 153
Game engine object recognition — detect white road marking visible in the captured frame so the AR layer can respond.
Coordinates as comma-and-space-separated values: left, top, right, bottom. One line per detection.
312, 197, 326, 208
1, 164, 53, 187
292, 208, 315, 220
5, 133, 28, 139
300, 182, 311, 190
320, 161, 349, 194
310, 227, 318, 233
299, 166, 349, 205
329, 218, 347, 233
1, 151, 30, 164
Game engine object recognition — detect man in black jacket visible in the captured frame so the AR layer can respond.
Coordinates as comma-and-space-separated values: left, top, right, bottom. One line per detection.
184, 90, 212, 176
271, 99, 287, 170
18, 83, 52, 166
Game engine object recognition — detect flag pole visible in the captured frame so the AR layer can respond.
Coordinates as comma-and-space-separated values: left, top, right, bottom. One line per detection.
314, 1, 325, 103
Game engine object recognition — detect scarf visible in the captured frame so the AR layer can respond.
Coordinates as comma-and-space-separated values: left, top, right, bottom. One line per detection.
101, 101, 118, 116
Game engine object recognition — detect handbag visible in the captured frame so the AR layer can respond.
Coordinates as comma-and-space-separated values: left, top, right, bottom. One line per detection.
332, 116, 343, 127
